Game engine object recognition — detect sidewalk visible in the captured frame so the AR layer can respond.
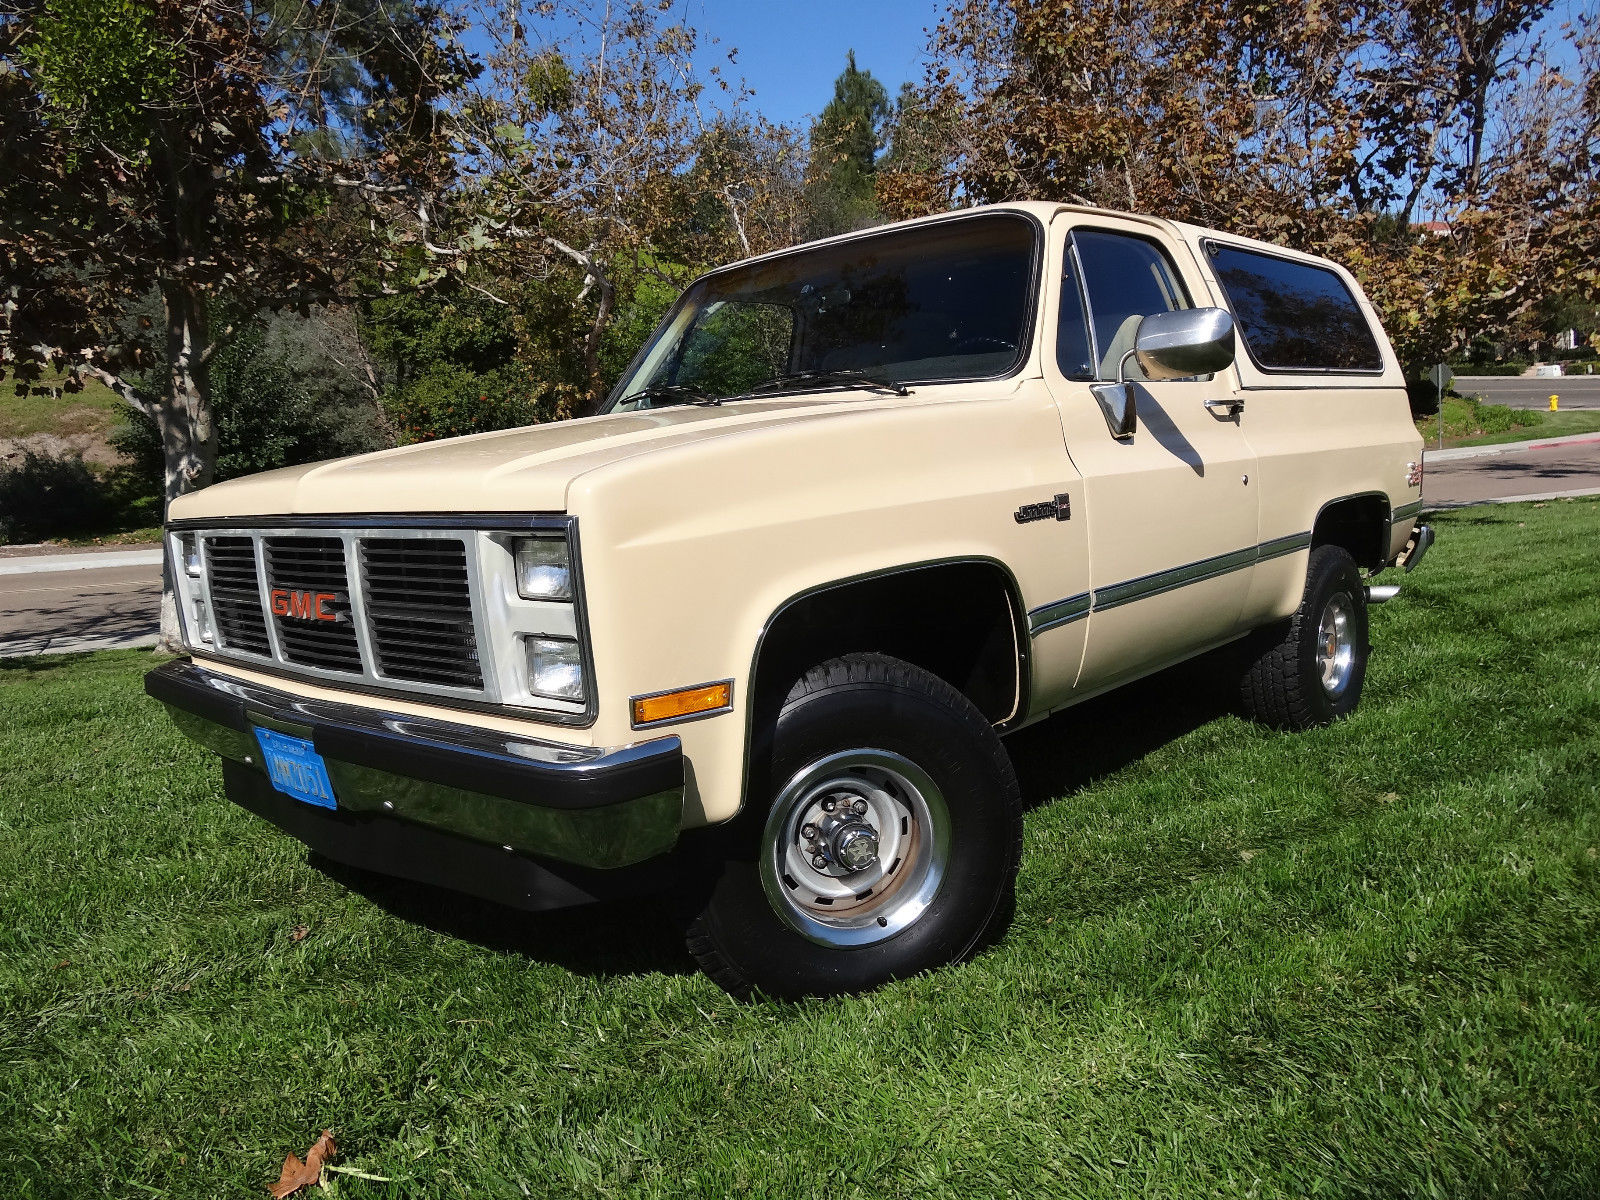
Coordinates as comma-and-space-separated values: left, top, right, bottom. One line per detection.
0, 546, 163, 576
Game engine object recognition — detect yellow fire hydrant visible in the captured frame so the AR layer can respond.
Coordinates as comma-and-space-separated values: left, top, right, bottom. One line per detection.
1550, 394, 1560, 412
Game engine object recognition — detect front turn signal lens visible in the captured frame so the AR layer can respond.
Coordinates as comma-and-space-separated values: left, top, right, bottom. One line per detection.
632, 681, 732, 728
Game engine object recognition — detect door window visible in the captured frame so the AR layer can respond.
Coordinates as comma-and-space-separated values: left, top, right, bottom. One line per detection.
1072, 230, 1192, 381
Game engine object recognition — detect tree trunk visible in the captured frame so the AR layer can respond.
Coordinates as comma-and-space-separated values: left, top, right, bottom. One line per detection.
155, 276, 219, 652
580, 272, 616, 416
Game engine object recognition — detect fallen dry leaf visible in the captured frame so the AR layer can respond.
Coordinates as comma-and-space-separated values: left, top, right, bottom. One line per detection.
289, 925, 310, 943
1239, 849, 1258, 862
1380, 792, 1399, 804
269, 1130, 336, 1198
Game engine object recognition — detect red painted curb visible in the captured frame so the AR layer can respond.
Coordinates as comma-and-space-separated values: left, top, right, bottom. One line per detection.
1528, 435, 1600, 451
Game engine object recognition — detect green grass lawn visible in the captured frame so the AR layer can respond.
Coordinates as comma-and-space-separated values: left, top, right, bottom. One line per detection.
4, 500, 1599, 1198
0, 371, 125, 441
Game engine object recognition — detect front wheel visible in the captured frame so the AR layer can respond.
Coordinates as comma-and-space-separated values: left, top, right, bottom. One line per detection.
1239, 544, 1370, 729
685, 653, 1022, 999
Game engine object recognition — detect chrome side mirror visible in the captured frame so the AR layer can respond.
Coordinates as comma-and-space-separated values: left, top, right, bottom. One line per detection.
1132, 307, 1236, 381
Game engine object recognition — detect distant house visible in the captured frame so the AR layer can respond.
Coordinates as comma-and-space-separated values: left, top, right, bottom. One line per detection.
1418, 221, 1451, 237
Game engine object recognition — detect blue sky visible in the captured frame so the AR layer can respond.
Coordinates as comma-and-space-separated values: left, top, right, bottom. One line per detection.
683, 0, 944, 127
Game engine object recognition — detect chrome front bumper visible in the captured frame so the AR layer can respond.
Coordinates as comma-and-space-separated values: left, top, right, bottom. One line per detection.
146, 659, 684, 871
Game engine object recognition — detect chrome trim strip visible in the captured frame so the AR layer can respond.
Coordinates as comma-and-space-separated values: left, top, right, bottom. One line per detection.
1027, 530, 1313, 635
1093, 545, 1260, 612
168, 512, 570, 531
629, 679, 737, 730
1258, 531, 1313, 561
1027, 592, 1091, 634
1391, 500, 1424, 522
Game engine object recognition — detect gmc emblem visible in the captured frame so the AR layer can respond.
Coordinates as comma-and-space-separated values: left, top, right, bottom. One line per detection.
270, 589, 342, 622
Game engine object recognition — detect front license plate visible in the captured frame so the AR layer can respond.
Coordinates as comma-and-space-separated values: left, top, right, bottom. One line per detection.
253, 727, 337, 810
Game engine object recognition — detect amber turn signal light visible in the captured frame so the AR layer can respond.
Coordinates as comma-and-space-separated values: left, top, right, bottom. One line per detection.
632, 681, 732, 727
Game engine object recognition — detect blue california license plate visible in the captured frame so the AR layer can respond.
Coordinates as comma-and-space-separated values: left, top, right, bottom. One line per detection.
253, 727, 337, 810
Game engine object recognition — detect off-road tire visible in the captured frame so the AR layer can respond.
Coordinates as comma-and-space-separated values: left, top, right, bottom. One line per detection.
685, 653, 1022, 1000
1239, 544, 1370, 730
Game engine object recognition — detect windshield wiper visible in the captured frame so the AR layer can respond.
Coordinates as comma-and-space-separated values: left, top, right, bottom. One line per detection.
745, 369, 910, 397
625, 383, 722, 408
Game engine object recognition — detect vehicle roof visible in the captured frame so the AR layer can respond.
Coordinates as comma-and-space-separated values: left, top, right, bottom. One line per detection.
714, 201, 1346, 276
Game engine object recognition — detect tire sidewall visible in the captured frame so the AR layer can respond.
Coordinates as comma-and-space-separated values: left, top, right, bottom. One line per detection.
702, 664, 1019, 998
1300, 548, 1369, 722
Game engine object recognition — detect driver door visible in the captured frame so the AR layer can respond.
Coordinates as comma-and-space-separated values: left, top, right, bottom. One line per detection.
1045, 216, 1260, 693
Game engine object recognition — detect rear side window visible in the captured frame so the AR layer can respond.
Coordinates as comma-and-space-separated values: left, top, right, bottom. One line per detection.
1206, 244, 1383, 372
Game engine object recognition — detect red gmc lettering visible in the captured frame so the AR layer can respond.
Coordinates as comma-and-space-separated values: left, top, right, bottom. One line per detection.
269, 589, 339, 621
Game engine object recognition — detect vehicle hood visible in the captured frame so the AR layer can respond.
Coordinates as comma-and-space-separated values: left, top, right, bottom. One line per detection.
168, 395, 902, 520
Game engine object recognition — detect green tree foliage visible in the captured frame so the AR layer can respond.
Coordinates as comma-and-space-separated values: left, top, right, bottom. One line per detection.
452, 1, 806, 416
889, 0, 1598, 371
0, 0, 472, 499
115, 309, 390, 481
805, 51, 891, 237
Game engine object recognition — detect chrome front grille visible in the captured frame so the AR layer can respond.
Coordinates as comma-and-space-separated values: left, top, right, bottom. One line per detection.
264, 536, 363, 673
359, 537, 482, 688
204, 536, 271, 655
173, 519, 590, 722
191, 528, 487, 699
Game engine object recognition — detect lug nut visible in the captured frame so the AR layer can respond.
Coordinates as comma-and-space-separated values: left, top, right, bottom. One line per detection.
821, 797, 837, 812
811, 854, 829, 870
801, 823, 818, 839
852, 798, 868, 815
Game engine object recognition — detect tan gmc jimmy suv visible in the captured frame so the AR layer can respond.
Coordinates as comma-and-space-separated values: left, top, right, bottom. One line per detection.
147, 202, 1435, 998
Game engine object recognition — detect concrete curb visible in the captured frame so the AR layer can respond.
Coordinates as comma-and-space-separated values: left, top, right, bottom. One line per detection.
0, 631, 161, 658
0, 549, 163, 577
1425, 432, 1600, 463
1425, 487, 1600, 511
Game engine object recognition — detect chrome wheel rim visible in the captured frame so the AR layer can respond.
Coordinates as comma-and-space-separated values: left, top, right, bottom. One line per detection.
1317, 592, 1356, 698
760, 748, 951, 949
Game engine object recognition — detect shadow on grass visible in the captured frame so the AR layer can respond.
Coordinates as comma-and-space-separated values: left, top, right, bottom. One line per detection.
1005, 646, 1240, 813
312, 853, 700, 980
307, 647, 1247, 981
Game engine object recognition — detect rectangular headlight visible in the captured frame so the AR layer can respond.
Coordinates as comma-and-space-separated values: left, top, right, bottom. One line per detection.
180, 533, 202, 577
513, 536, 573, 601
525, 635, 584, 701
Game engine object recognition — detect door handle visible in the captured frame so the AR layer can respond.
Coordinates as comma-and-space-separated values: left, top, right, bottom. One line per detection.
1205, 397, 1245, 415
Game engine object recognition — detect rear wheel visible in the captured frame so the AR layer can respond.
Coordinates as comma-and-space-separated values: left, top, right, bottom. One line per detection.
1239, 544, 1370, 729
686, 653, 1022, 999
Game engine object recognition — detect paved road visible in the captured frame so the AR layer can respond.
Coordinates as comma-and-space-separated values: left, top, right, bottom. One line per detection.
1455, 375, 1600, 409
1424, 438, 1600, 506
0, 550, 163, 656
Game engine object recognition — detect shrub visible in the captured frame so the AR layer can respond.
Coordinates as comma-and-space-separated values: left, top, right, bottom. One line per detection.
1419, 393, 1544, 442
0, 449, 111, 543
1448, 361, 1531, 376
382, 365, 539, 443
113, 309, 392, 489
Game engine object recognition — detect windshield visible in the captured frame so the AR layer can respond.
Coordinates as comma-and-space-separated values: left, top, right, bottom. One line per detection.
607, 213, 1038, 411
